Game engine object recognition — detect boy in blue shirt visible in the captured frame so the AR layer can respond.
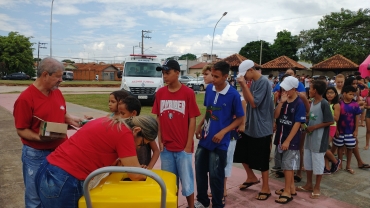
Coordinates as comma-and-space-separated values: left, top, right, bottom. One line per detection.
273, 76, 306, 204
195, 61, 244, 208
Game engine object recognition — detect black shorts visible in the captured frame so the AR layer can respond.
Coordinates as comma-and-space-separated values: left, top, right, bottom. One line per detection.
233, 133, 271, 172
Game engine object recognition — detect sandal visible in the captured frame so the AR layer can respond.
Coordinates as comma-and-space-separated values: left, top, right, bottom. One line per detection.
274, 171, 285, 178
345, 168, 355, 174
222, 196, 226, 205
239, 180, 260, 190
310, 192, 321, 199
294, 175, 302, 183
358, 164, 370, 169
256, 192, 271, 200
275, 195, 293, 204
275, 188, 297, 196
296, 186, 313, 192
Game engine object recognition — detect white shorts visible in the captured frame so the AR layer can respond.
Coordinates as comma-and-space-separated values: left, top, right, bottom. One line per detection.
303, 149, 325, 175
225, 139, 237, 177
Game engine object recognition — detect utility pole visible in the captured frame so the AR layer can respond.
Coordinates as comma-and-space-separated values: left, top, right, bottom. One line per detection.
259, 40, 262, 65
141, 30, 151, 54
37, 42, 47, 68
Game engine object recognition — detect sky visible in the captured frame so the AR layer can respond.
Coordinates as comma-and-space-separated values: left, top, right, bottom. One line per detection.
0, 0, 367, 63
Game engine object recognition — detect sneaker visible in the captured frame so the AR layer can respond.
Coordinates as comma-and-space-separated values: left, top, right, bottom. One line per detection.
323, 168, 331, 175
194, 201, 209, 208
330, 159, 341, 173
271, 166, 282, 172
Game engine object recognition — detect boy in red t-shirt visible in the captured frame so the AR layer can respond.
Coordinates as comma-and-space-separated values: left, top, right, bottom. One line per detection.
152, 60, 200, 208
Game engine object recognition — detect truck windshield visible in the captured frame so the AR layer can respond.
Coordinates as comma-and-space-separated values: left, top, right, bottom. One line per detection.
124, 62, 162, 77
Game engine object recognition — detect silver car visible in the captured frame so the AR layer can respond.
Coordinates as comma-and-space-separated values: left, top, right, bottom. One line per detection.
179, 75, 195, 84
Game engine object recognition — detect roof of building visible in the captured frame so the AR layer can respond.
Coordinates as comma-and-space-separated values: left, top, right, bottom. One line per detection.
311, 54, 359, 69
189, 62, 208, 69
261, 56, 306, 69
222, 53, 249, 67
74, 63, 119, 71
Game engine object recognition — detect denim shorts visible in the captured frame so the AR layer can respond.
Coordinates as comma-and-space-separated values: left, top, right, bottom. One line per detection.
21, 145, 54, 208
160, 147, 194, 197
36, 161, 84, 208
225, 139, 236, 177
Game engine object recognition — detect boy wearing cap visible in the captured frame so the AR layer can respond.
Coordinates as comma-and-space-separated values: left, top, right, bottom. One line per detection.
273, 76, 306, 204
195, 61, 244, 208
235, 60, 274, 200
152, 59, 200, 208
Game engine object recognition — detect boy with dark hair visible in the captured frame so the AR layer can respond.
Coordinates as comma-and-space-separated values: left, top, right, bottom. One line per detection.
152, 60, 201, 208
273, 76, 306, 204
333, 85, 361, 174
119, 96, 141, 116
297, 80, 334, 199
195, 61, 244, 208
235, 60, 274, 201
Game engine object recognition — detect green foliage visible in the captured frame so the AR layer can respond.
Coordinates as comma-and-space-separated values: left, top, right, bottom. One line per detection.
179, 53, 197, 60
0, 32, 34, 77
270, 30, 299, 61
239, 40, 272, 64
62, 59, 75, 63
298, 8, 370, 64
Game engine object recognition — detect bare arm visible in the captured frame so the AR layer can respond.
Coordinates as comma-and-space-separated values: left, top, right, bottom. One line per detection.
65, 113, 83, 127
119, 156, 146, 181
212, 116, 243, 143
237, 76, 256, 108
238, 99, 247, 132
146, 141, 160, 169
156, 116, 163, 151
333, 103, 340, 122
195, 116, 205, 139
16, 128, 42, 142
184, 117, 196, 153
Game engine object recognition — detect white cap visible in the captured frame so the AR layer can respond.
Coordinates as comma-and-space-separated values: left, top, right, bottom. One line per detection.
280, 76, 299, 91
237, 60, 255, 78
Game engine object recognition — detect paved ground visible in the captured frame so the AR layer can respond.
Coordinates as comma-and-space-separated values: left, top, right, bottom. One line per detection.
1, 86, 370, 207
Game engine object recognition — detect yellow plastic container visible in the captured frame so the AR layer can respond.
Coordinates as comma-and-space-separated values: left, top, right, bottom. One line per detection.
79, 169, 178, 208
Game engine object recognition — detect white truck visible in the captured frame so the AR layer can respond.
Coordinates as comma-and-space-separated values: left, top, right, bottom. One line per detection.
117, 54, 163, 104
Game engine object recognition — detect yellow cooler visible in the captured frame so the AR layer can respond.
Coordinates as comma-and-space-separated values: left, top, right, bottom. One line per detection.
79, 167, 177, 208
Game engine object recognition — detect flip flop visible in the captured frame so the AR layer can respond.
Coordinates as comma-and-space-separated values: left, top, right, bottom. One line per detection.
256, 192, 271, 200
296, 186, 313, 192
275, 188, 297, 196
275, 195, 293, 204
310, 192, 321, 199
274, 171, 285, 178
294, 175, 302, 183
358, 164, 370, 169
239, 180, 260, 190
345, 168, 355, 174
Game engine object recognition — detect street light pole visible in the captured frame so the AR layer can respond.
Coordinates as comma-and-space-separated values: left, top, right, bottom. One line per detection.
210, 12, 227, 62
50, 0, 54, 57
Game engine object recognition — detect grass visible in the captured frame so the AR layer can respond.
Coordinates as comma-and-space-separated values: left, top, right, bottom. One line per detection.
64, 92, 206, 125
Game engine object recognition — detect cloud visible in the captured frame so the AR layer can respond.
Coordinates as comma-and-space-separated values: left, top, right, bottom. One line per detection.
92, 42, 105, 50
147, 10, 196, 25
116, 43, 125, 49
0, 13, 34, 36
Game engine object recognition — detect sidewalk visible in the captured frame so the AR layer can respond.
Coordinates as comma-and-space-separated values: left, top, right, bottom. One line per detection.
1, 92, 369, 207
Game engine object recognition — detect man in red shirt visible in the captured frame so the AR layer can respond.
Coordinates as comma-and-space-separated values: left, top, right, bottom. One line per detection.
152, 60, 200, 208
13, 57, 82, 208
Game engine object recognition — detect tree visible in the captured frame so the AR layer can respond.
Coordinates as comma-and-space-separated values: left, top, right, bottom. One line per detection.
298, 8, 370, 64
62, 59, 75, 63
0, 32, 34, 76
239, 40, 272, 64
271, 30, 299, 61
179, 53, 197, 60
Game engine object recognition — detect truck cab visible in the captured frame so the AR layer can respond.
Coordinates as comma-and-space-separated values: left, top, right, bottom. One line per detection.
118, 54, 163, 104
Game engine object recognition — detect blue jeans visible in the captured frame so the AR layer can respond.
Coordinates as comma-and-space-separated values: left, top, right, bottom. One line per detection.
195, 146, 227, 208
36, 161, 84, 208
22, 145, 54, 208
160, 147, 194, 196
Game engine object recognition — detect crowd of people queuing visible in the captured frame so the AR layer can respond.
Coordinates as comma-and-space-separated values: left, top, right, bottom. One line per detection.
13, 57, 370, 208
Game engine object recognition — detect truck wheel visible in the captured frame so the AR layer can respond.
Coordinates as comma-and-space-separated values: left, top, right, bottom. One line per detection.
199, 85, 204, 91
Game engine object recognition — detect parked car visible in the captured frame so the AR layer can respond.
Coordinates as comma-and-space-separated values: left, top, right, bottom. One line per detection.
186, 76, 208, 91
178, 75, 195, 84
2, 72, 30, 80
62, 71, 74, 81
